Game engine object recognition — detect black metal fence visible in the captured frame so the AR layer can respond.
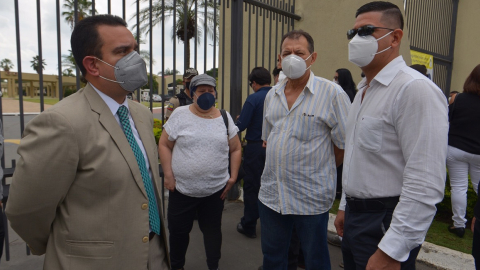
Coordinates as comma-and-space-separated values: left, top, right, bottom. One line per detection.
405, 0, 459, 95
0, 0, 299, 261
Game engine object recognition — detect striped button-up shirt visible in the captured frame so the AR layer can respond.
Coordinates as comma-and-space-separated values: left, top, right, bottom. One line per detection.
260, 72, 351, 215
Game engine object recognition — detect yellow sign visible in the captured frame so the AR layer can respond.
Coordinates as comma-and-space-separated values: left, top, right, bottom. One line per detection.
410, 50, 434, 79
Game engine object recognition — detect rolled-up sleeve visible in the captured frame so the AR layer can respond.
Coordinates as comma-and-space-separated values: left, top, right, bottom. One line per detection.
378, 80, 448, 261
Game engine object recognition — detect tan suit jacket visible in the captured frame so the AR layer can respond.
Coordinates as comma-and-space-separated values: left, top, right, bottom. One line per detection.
6, 84, 169, 270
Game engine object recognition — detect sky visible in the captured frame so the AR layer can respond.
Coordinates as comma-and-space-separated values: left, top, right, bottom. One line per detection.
0, 0, 219, 77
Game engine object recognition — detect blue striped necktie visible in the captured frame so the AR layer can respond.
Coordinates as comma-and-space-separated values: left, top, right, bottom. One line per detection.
117, 105, 160, 235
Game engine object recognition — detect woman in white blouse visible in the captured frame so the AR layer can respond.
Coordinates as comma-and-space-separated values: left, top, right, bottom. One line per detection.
158, 74, 242, 270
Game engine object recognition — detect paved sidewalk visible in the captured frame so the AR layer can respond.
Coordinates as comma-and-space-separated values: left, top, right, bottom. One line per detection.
1, 98, 53, 115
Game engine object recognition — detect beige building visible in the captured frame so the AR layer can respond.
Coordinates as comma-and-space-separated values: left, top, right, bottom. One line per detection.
0, 71, 77, 98
218, 0, 477, 112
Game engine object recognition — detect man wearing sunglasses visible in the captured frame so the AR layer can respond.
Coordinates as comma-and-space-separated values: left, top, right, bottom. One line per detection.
334, 2, 448, 270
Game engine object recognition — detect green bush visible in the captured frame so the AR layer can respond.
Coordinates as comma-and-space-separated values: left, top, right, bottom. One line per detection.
153, 118, 164, 144
437, 170, 478, 223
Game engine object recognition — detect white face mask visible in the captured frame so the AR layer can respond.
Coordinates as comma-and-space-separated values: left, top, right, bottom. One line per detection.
281, 53, 313, 80
348, 31, 393, 67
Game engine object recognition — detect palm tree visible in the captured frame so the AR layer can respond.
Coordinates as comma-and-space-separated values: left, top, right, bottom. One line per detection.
62, 0, 96, 30
132, 0, 219, 68
31, 55, 47, 74
62, 49, 76, 70
62, 69, 75, 77
0, 58, 14, 72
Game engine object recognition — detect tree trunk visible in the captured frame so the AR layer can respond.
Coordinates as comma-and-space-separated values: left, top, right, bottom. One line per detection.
185, 39, 191, 69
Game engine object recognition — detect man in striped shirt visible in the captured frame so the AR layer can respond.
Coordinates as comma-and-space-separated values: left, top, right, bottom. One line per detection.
259, 30, 351, 270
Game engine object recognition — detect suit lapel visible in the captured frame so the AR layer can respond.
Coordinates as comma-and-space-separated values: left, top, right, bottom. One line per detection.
84, 85, 148, 198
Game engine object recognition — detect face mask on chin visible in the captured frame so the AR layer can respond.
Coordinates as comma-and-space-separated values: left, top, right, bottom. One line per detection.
95, 51, 148, 92
281, 53, 313, 80
348, 31, 393, 67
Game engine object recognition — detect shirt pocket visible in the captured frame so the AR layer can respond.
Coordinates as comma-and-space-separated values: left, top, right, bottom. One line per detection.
357, 116, 383, 152
292, 115, 318, 141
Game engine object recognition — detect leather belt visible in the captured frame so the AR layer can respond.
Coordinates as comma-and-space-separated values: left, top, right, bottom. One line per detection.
346, 196, 400, 212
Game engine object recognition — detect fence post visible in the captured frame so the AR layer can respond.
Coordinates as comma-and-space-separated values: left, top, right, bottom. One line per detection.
228, 0, 244, 200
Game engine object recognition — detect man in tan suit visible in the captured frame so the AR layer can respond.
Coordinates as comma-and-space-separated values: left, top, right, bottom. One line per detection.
6, 15, 169, 270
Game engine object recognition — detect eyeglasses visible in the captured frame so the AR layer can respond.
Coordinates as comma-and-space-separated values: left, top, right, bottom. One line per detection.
347, 25, 395, 40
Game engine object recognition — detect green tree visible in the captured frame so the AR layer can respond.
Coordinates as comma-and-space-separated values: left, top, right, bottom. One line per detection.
206, 67, 218, 78
158, 68, 180, 76
143, 74, 160, 94
62, 69, 75, 77
62, 0, 96, 30
62, 49, 76, 70
132, 0, 219, 68
0, 58, 14, 72
31, 55, 47, 74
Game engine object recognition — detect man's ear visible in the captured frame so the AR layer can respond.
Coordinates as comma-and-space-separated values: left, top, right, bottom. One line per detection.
83, 56, 100, 77
391, 29, 403, 48
310, 52, 318, 65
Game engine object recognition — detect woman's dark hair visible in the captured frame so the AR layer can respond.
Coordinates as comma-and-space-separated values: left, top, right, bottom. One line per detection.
248, 67, 272, 86
71, 15, 127, 76
463, 64, 480, 96
336, 68, 357, 103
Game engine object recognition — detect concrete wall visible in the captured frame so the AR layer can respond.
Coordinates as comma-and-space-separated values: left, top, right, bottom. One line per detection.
450, 0, 480, 92
218, 0, 410, 112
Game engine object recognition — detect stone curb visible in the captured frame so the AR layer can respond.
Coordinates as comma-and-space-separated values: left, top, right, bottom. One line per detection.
327, 213, 475, 270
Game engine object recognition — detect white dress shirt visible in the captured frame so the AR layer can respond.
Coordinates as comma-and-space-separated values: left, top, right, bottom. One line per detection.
261, 72, 351, 215
340, 56, 449, 261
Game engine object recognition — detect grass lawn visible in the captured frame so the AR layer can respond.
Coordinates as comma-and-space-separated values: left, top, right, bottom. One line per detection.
17, 98, 59, 105
141, 101, 164, 107
329, 198, 473, 254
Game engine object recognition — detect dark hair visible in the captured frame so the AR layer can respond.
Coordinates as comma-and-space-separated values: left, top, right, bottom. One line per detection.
450, 90, 460, 95
463, 64, 480, 96
71, 15, 127, 76
280, 30, 314, 53
356, 1, 404, 30
336, 68, 357, 103
249, 67, 271, 86
272, 67, 281, 77
410, 64, 428, 77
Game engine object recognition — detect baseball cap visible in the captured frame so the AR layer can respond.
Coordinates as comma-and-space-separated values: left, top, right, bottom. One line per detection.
189, 74, 216, 94
183, 68, 198, 79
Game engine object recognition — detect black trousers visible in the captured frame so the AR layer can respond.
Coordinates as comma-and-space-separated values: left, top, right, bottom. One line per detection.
0, 205, 4, 261
240, 143, 266, 235
168, 188, 225, 270
342, 205, 421, 270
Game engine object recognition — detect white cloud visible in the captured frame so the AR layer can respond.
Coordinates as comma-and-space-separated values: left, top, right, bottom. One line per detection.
0, 0, 218, 77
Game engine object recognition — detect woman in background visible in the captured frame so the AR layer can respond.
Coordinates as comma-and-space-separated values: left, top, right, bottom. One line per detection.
334, 68, 357, 103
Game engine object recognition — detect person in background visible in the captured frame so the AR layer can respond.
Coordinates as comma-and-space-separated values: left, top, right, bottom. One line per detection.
158, 74, 242, 270
472, 184, 480, 268
165, 68, 198, 120
236, 67, 272, 239
334, 68, 357, 103
449, 90, 460, 105
409, 64, 428, 77
272, 67, 281, 85
260, 29, 350, 270
446, 64, 480, 238
335, 2, 448, 269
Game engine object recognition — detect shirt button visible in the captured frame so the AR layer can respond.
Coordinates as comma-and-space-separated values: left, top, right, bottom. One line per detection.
141, 203, 148, 210
142, 236, 149, 243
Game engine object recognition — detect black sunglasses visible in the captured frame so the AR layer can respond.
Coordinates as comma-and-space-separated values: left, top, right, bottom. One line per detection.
347, 25, 395, 40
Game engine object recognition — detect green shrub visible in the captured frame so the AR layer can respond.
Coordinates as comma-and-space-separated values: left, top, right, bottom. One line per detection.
437, 170, 478, 223
153, 118, 164, 144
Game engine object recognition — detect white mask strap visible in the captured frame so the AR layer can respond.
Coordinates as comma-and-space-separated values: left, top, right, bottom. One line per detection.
95, 57, 119, 70
99, 75, 124, 84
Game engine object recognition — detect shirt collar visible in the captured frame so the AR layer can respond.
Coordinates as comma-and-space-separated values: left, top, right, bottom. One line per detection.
257, 86, 272, 92
90, 83, 129, 116
372, 56, 406, 86
274, 71, 315, 95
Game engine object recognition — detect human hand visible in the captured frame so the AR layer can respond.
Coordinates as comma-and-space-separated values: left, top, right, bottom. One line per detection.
236, 115, 240, 120
472, 217, 476, 232
220, 178, 237, 200
262, 141, 267, 148
334, 210, 345, 237
164, 175, 176, 192
366, 249, 400, 270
